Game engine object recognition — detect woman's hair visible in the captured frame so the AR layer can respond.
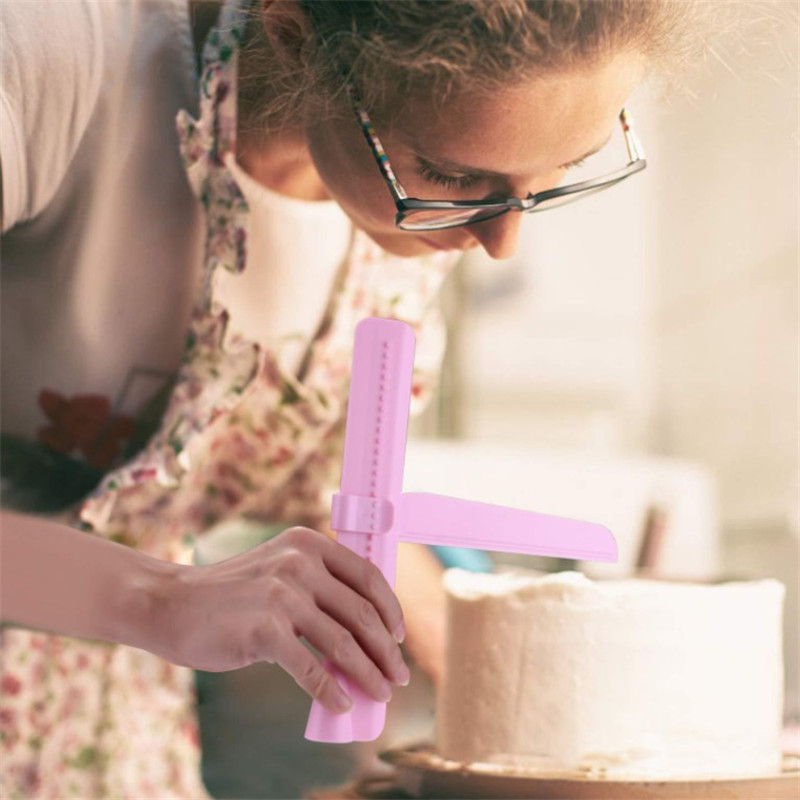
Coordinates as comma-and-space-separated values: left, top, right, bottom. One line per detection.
240, 0, 709, 128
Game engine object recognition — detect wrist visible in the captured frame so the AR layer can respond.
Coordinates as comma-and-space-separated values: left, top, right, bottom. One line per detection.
112, 553, 185, 658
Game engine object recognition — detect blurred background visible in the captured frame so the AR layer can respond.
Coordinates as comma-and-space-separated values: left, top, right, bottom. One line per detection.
409, 0, 797, 711
198, 5, 798, 797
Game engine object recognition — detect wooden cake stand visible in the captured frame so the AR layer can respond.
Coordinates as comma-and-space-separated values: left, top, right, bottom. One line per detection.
307, 743, 800, 799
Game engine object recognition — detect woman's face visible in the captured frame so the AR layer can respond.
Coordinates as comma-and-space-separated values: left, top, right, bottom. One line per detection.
305, 53, 643, 260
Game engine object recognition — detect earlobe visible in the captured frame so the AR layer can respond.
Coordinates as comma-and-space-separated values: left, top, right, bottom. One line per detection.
259, 0, 312, 66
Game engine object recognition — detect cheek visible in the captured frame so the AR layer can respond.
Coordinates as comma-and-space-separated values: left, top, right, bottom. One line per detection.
538, 168, 569, 193
306, 124, 397, 231
304, 121, 455, 258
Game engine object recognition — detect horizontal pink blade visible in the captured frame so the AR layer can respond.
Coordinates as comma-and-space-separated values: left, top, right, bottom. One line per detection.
398, 492, 617, 563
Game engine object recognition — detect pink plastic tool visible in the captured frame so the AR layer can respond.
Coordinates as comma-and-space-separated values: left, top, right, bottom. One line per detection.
304, 318, 617, 743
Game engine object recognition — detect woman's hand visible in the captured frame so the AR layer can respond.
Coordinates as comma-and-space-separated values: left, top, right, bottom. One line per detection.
151, 526, 411, 714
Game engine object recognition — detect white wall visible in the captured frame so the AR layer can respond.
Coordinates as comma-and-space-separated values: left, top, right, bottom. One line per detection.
455, 120, 658, 452
650, 6, 798, 535
649, 3, 799, 716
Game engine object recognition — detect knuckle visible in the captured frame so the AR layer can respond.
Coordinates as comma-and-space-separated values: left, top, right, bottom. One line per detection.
278, 549, 308, 582
266, 579, 292, 610
280, 526, 303, 548
357, 598, 379, 630
251, 616, 279, 658
285, 526, 314, 549
234, 631, 260, 668
288, 524, 306, 539
332, 629, 357, 664
363, 561, 385, 598
298, 656, 328, 696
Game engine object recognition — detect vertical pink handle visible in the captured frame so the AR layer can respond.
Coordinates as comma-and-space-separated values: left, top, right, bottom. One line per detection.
305, 318, 415, 742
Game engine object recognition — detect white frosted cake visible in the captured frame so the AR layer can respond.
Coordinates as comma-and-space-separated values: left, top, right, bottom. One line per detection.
437, 569, 785, 780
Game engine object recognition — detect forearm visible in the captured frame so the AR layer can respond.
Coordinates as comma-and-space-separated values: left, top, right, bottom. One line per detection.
395, 542, 446, 686
0, 510, 175, 651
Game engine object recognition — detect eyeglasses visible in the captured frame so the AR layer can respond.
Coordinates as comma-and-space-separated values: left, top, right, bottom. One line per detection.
348, 86, 647, 232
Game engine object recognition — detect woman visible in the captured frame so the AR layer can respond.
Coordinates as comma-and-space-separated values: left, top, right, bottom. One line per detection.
0, 1, 701, 796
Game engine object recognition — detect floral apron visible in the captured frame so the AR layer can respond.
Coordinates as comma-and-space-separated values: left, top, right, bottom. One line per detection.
0, 1, 456, 796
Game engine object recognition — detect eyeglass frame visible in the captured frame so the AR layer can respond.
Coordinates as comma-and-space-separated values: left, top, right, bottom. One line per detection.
347, 85, 647, 231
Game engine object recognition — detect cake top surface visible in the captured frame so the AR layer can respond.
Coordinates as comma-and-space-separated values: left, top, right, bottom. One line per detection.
443, 568, 784, 603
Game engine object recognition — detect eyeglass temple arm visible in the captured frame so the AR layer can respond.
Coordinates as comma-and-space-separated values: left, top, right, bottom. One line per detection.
348, 87, 408, 202
620, 109, 645, 163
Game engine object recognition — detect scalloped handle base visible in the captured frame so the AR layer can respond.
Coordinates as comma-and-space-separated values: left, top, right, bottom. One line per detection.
304, 660, 387, 742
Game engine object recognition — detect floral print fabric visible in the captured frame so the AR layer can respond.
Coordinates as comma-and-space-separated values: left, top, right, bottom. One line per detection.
0, 0, 457, 797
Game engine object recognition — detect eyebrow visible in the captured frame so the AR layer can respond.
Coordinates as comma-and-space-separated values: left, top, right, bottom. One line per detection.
414, 133, 614, 177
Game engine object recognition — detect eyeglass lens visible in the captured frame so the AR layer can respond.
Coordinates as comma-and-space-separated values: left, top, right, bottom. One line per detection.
399, 180, 624, 230
399, 205, 510, 231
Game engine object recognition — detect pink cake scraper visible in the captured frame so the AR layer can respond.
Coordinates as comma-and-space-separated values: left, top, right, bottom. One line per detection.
305, 317, 617, 743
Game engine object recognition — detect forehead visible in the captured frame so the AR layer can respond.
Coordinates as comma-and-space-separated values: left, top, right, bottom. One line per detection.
385, 53, 643, 175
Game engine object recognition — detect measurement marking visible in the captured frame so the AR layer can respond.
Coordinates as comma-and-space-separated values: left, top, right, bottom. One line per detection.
367, 340, 390, 560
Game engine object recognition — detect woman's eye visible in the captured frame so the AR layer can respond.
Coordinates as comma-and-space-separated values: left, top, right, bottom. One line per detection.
416, 161, 480, 191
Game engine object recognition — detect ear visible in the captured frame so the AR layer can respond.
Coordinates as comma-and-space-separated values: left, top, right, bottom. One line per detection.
259, 0, 312, 66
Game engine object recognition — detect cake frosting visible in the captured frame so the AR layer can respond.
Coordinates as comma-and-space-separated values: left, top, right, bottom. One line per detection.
436, 569, 785, 780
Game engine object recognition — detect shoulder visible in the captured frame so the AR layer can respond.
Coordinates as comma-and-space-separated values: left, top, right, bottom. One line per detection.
1, 0, 104, 229
1, 0, 194, 230
1, 0, 104, 68
0, 0, 106, 138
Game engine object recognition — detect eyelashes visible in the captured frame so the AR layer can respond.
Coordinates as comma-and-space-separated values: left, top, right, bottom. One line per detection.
417, 158, 586, 196
415, 160, 481, 191
415, 157, 587, 193
560, 158, 586, 171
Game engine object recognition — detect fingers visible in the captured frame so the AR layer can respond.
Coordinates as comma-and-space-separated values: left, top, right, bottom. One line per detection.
312, 575, 410, 688
272, 633, 354, 715
291, 593, 402, 704
240, 527, 411, 709
317, 537, 406, 644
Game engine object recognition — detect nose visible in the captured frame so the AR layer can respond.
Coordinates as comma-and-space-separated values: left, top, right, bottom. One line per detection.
467, 211, 524, 260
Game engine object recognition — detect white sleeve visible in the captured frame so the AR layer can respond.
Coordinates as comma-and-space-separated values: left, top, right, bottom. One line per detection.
0, 0, 104, 232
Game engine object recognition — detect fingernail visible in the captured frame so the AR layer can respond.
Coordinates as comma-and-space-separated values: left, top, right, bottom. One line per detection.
393, 623, 406, 644
334, 693, 353, 713
395, 663, 411, 686
377, 682, 393, 702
